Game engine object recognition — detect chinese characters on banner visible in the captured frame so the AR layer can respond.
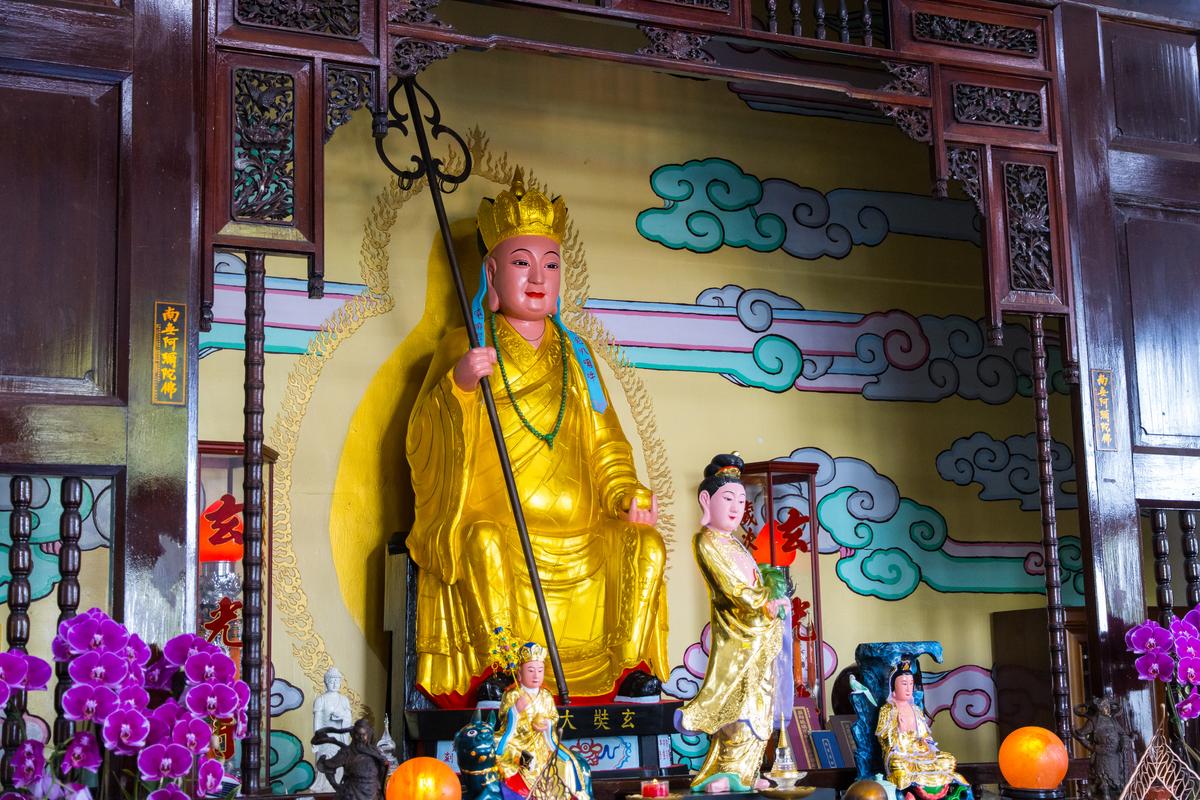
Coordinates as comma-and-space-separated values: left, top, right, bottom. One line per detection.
1090, 369, 1117, 451
152, 301, 187, 404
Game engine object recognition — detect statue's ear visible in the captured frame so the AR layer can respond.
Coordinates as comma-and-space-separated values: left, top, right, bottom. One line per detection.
485, 710, 497, 729
698, 490, 712, 527
471, 707, 482, 724
485, 256, 501, 313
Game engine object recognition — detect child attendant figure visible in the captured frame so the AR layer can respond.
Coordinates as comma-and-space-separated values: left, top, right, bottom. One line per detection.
495, 642, 591, 799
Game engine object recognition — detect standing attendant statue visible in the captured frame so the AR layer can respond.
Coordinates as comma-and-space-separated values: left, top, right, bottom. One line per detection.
1072, 694, 1135, 800
677, 454, 790, 793
407, 169, 667, 704
311, 667, 353, 793
312, 718, 389, 800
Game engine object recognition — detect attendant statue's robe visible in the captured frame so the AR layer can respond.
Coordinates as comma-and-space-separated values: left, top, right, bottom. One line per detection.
406, 316, 668, 699
678, 527, 784, 790
496, 685, 588, 797
876, 702, 967, 791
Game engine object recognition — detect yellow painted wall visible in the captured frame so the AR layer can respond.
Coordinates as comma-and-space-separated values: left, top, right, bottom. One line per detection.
199, 42, 1078, 769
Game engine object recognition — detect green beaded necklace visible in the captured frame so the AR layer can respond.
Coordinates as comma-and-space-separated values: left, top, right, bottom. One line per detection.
489, 312, 570, 449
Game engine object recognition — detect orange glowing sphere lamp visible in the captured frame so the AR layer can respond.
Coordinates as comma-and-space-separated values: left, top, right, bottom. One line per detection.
386, 756, 461, 800
998, 727, 1069, 791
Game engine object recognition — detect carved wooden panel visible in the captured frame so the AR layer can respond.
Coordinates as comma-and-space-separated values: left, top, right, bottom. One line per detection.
0, 69, 122, 399
1104, 23, 1200, 150
1120, 208, 1200, 446
939, 67, 1051, 146
891, 0, 1049, 72
214, 0, 379, 60
205, 52, 315, 259
984, 148, 1067, 315
610, 0, 745, 27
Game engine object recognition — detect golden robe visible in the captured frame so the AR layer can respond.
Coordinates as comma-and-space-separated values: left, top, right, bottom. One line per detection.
406, 316, 669, 699
876, 702, 967, 790
679, 528, 783, 790
496, 685, 588, 797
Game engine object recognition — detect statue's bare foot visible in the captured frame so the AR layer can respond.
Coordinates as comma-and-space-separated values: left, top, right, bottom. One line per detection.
705, 777, 730, 794
754, 778, 771, 790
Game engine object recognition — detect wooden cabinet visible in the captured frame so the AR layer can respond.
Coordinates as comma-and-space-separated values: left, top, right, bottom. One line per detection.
991, 607, 1089, 756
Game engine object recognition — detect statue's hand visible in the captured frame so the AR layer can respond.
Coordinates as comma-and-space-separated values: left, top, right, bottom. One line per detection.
624, 493, 658, 526
453, 346, 497, 392
515, 694, 531, 713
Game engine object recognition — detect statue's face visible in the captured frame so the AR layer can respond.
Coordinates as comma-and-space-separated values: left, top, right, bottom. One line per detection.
485, 235, 561, 322
893, 673, 915, 702
699, 482, 747, 535
326, 672, 341, 692
518, 660, 545, 691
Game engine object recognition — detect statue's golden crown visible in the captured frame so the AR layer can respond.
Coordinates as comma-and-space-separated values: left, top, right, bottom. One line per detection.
518, 641, 547, 665
477, 168, 568, 253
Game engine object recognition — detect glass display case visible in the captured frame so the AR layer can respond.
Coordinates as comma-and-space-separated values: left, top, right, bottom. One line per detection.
198, 440, 276, 786
738, 460, 824, 716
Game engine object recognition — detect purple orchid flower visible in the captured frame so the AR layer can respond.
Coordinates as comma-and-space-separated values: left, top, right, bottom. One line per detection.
63, 615, 129, 656
163, 634, 217, 668
51, 635, 72, 663
144, 658, 179, 692
197, 758, 225, 796
124, 634, 152, 667
235, 708, 247, 739
68, 650, 128, 689
233, 679, 250, 712
184, 651, 237, 685
1136, 650, 1175, 682
147, 699, 182, 744
18, 654, 52, 691
173, 715, 213, 754
10, 741, 45, 788
2, 792, 26, 800
1178, 636, 1200, 659
1173, 617, 1200, 640
1127, 620, 1173, 654
1184, 607, 1200, 633
101, 707, 150, 754
185, 682, 239, 719
137, 742, 192, 781
0, 651, 30, 688
61, 684, 118, 723
1180, 657, 1200, 685
148, 787, 189, 800
118, 685, 149, 710
61, 731, 102, 774
1179, 688, 1200, 720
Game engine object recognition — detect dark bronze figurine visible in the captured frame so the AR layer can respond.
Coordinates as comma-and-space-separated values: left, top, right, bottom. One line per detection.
1072, 694, 1136, 800
313, 718, 390, 800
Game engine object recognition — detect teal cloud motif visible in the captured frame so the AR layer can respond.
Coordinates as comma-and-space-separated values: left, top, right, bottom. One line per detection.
636, 158, 786, 254
269, 730, 315, 795
820, 486, 1084, 602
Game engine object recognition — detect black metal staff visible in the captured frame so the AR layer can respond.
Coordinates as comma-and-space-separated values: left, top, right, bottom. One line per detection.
374, 75, 571, 704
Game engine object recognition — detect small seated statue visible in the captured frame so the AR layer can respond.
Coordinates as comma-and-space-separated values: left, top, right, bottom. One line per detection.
677, 454, 790, 793
495, 642, 592, 800
876, 661, 969, 800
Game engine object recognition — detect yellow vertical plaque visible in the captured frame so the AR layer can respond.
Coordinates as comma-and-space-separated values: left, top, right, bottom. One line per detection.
152, 301, 187, 405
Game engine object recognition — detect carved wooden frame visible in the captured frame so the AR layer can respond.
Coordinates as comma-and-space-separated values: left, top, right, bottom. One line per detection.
199, 0, 1090, 778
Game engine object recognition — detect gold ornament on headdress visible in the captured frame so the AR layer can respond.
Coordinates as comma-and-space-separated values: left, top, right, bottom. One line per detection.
715, 451, 743, 480
518, 642, 547, 665
477, 168, 568, 253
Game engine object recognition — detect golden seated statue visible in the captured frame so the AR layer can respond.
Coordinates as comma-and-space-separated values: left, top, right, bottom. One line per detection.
406, 171, 669, 703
